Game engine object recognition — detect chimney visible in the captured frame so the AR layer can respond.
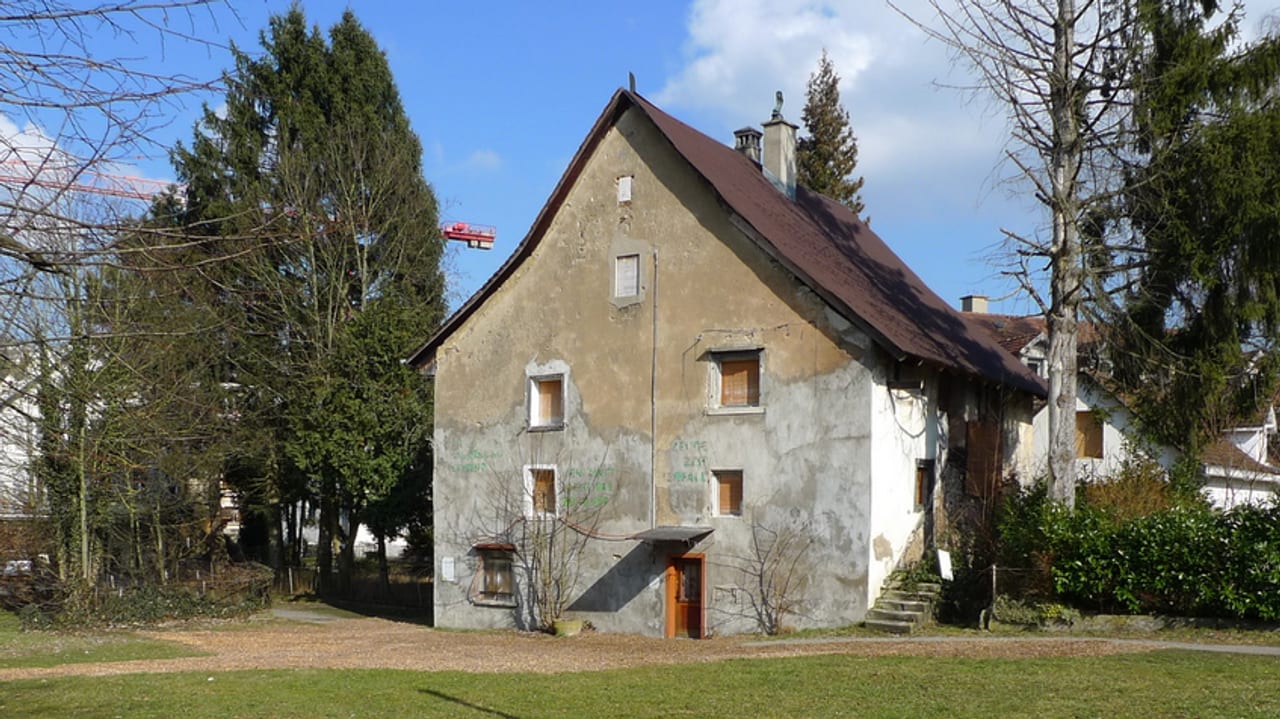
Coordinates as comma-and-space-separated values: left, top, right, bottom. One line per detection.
761, 91, 798, 198
733, 126, 762, 163
960, 295, 989, 313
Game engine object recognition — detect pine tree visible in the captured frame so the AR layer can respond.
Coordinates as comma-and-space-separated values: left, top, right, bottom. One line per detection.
150, 8, 446, 593
797, 50, 866, 216
1107, 2, 1280, 459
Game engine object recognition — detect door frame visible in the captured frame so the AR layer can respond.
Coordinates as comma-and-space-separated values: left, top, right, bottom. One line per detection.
664, 552, 705, 639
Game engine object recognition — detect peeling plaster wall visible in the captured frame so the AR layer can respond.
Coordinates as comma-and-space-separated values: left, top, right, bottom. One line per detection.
431, 107, 907, 635
866, 364, 932, 605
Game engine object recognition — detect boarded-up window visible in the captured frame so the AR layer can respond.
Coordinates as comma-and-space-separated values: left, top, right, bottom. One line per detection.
530, 376, 564, 428
965, 420, 1002, 498
715, 470, 743, 516
615, 254, 640, 297
717, 354, 760, 407
1076, 411, 1103, 458
530, 468, 556, 515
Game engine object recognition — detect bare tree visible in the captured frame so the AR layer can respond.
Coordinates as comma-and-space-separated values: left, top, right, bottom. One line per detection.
0, 1, 234, 279
720, 519, 816, 635
897, 0, 1138, 506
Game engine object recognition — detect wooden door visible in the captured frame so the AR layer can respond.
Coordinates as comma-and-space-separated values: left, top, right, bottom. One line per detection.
665, 554, 704, 638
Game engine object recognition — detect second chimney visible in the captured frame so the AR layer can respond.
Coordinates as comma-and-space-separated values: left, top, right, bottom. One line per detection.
762, 95, 798, 198
960, 294, 989, 313
733, 126, 762, 163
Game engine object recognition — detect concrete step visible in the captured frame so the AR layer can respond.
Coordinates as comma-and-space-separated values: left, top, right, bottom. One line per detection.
866, 607, 924, 625
864, 617, 915, 634
882, 589, 938, 605
878, 598, 929, 614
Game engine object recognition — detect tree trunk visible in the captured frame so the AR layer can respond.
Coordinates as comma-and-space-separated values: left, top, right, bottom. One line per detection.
376, 533, 390, 600
1046, 0, 1080, 507
317, 492, 336, 595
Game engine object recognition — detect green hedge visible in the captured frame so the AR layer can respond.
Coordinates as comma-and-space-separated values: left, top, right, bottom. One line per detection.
999, 488, 1280, 620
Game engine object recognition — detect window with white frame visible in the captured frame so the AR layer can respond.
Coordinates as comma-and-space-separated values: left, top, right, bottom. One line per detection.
524, 465, 560, 518
614, 253, 640, 298
712, 469, 743, 517
528, 375, 565, 430
710, 350, 761, 410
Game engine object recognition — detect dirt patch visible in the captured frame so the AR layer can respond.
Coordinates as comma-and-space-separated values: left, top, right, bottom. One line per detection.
0, 615, 1166, 681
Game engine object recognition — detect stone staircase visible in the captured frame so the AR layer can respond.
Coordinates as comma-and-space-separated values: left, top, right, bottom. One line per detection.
864, 576, 942, 634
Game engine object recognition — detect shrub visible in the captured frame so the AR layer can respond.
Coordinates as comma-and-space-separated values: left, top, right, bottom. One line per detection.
995, 473, 1280, 621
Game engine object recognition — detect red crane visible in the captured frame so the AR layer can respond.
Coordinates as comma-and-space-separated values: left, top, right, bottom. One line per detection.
440, 221, 496, 250
0, 158, 178, 201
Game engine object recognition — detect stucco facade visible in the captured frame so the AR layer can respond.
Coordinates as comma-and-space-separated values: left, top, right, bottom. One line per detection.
419, 92, 1041, 636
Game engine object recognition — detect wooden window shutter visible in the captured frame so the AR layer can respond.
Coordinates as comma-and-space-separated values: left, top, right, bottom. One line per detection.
1075, 411, 1103, 458
615, 254, 639, 297
716, 470, 743, 516
537, 378, 563, 425
719, 357, 759, 407
965, 420, 1002, 498
532, 469, 556, 514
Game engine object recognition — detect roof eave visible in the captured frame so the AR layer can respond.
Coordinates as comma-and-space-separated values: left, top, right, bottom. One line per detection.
407, 88, 635, 368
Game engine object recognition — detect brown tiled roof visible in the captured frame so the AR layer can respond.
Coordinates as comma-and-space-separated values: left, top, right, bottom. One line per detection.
969, 313, 1104, 356
410, 90, 1045, 397
1203, 437, 1278, 475
969, 314, 1047, 355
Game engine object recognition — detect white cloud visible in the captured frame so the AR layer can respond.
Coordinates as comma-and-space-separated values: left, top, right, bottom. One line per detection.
656, 0, 879, 125
465, 148, 502, 172
657, 0, 1010, 215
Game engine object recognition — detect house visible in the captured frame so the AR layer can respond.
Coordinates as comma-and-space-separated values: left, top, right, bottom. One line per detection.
965, 304, 1176, 481
409, 89, 1044, 637
968, 303, 1280, 507
1201, 407, 1280, 509
0, 349, 38, 521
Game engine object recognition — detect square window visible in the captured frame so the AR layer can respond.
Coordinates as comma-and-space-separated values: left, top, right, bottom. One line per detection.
1075, 411, 1103, 459
615, 254, 640, 297
712, 351, 761, 409
478, 551, 515, 605
529, 376, 564, 429
524, 465, 559, 518
713, 470, 743, 517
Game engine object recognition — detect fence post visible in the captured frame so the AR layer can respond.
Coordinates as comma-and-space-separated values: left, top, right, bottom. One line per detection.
991, 563, 998, 602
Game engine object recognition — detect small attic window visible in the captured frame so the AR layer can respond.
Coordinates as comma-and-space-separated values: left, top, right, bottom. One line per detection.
617, 175, 633, 204
615, 254, 640, 298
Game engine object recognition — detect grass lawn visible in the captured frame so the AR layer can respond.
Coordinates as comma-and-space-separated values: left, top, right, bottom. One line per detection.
0, 611, 202, 669
2, 650, 1278, 718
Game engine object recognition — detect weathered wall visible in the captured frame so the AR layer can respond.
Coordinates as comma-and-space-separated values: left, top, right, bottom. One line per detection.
431, 106, 886, 635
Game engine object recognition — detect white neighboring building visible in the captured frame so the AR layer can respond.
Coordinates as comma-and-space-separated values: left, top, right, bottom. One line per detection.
965, 299, 1276, 508
965, 303, 1175, 482
1201, 412, 1280, 509
0, 354, 38, 520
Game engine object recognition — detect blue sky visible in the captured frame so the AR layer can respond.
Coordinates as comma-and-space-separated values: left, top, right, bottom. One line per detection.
18, 1, 1280, 316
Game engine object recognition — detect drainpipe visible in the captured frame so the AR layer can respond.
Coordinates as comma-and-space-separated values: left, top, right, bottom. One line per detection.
650, 249, 659, 529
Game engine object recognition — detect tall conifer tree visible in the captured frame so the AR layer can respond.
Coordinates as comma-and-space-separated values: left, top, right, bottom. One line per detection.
797, 50, 866, 216
1106, 1, 1280, 460
147, 8, 446, 592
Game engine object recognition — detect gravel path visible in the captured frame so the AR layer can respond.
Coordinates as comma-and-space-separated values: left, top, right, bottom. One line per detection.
0, 614, 1173, 681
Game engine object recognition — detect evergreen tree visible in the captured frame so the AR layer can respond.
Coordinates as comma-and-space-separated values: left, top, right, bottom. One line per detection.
1106, 1, 1280, 458
797, 50, 866, 216
152, 8, 446, 593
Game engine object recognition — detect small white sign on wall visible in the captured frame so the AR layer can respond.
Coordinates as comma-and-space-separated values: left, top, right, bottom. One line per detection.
441, 556, 455, 583
937, 549, 953, 581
